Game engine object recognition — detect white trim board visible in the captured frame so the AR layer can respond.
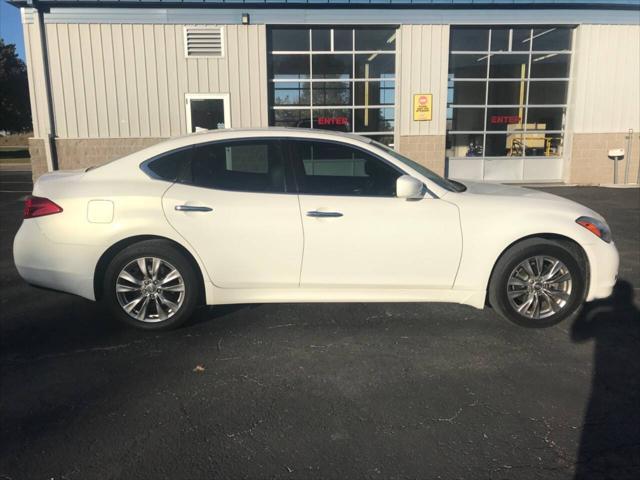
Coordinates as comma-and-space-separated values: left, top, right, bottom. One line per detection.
35, 8, 640, 26
185, 93, 231, 133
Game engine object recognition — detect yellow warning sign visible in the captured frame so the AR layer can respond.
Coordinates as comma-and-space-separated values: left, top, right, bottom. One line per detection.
413, 94, 433, 121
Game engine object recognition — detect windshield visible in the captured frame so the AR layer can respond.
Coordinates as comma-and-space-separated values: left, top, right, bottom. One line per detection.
369, 141, 465, 193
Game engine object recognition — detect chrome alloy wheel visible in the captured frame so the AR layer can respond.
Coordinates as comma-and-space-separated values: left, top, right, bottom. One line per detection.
507, 255, 573, 320
115, 257, 186, 322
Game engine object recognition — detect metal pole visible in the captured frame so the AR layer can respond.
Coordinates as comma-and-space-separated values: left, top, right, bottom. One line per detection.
636, 132, 640, 185
624, 129, 633, 184
34, 2, 59, 171
613, 154, 618, 184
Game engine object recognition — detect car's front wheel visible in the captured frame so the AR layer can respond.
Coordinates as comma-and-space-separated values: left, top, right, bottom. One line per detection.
104, 240, 200, 330
489, 238, 587, 328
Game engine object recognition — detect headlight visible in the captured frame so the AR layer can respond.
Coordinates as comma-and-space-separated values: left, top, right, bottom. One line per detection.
576, 216, 612, 243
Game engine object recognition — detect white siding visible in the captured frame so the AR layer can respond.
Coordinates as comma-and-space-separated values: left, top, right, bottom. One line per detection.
571, 24, 640, 133
27, 23, 269, 139
23, 21, 47, 138
397, 25, 450, 137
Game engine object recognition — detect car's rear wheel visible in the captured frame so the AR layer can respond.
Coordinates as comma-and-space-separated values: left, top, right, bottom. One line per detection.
488, 238, 587, 328
104, 240, 199, 330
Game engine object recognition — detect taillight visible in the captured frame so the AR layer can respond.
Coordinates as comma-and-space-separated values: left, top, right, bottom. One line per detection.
23, 196, 63, 219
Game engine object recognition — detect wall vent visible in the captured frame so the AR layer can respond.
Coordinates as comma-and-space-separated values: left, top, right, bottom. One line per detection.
185, 26, 224, 58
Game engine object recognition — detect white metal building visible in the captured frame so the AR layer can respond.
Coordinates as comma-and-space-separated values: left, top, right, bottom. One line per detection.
10, 0, 640, 184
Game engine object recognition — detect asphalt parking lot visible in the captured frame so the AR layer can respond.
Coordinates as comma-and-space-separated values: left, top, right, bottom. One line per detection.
1, 169, 639, 480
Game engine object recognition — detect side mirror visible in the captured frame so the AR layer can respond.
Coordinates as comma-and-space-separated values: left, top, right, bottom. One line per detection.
396, 175, 424, 199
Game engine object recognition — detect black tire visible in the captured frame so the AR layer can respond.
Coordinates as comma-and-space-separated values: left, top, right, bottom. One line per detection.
488, 238, 587, 328
103, 239, 200, 330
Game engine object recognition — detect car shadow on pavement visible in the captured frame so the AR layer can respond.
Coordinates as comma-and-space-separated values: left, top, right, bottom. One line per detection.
0, 292, 252, 364
570, 280, 640, 479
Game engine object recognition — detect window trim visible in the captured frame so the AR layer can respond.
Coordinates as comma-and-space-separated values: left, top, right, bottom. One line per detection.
271, 78, 396, 83
272, 50, 396, 55
185, 93, 231, 134
450, 50, 572, 55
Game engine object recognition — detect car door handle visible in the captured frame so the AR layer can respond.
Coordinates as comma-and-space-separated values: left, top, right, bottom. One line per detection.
306, 210, 343, 218
175, 205, 213, 212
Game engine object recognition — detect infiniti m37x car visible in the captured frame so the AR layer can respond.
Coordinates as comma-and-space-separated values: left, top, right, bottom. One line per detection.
14, 128, 619, 330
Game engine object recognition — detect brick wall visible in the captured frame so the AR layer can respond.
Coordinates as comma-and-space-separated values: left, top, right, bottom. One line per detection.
28, 138, 48, 180
56, 138, 165, 170
0, 133, 32, 147
28, 137, 165, 181
29, 133, 640, 185
397, 135, 446, 176
569, 133, 640, 185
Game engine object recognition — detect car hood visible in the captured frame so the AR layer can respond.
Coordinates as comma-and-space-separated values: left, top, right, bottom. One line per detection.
459, 180, 560, 199
447, 180, 604, 220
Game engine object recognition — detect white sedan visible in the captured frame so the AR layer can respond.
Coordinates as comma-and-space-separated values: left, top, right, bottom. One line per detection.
13, 128, 619, 330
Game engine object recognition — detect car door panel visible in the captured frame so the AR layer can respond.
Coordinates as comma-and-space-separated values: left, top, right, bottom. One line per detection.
162, 139, 303, 289
287, 139, 462, 288
163, 185, 303, 288
298, 195, 462, 288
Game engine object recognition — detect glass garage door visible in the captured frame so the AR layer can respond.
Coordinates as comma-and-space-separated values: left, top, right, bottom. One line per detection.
446, 26, 573, 182
267, 27, 397, 147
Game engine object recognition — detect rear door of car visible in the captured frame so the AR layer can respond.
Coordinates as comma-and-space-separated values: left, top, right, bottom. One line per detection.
161, 138, 304, 289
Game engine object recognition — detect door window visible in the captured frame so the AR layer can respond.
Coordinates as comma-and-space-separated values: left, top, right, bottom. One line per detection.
189, 140, 287, 193
289, 140, 401, 197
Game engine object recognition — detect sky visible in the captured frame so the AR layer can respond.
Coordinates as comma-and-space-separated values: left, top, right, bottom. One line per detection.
0, 0, 24, 59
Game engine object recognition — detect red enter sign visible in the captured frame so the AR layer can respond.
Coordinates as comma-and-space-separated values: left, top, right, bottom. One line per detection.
490, 115, 521, 124
317, 116, 349, 126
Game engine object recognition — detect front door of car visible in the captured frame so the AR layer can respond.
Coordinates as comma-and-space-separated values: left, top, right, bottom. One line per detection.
162, 139, 303, 288
287, 139, 462, 288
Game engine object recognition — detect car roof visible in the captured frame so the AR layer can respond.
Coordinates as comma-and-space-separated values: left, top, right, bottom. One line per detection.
138, 127, 378, 160
171, 127, 375, 145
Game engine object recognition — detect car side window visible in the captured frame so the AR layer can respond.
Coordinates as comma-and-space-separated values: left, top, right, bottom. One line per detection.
145, 147, 191, 182
289, 140, 401, 197
190, 140, 287, 193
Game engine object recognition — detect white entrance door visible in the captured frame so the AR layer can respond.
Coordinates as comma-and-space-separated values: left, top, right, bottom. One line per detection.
186, 94, 231, 132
